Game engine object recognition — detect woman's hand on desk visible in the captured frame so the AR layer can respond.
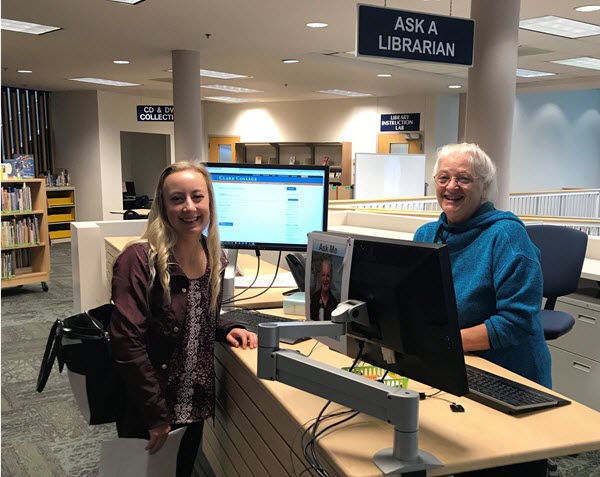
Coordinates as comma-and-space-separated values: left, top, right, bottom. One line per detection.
146, 423, 171, 454
227, 328, 258, 350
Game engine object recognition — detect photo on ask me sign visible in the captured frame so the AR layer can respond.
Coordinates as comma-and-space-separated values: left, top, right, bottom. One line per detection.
309, 253, 343, 322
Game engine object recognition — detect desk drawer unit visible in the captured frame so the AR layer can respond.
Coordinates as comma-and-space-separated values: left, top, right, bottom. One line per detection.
550, 289, 600, 411
549, 347, 600, 411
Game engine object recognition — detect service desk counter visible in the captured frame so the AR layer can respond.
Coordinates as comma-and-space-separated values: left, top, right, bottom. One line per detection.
205, 337, 600, 477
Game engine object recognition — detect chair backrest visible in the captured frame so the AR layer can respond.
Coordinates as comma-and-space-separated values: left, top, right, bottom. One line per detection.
132, 195, 150, 209
123, 210, 143, 220
526, 225, 588, 308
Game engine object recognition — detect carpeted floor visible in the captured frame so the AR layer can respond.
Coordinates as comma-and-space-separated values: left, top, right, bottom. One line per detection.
1, 243, 600, 477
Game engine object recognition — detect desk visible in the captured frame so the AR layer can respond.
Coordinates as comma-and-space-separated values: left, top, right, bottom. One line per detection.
104, 237, 293, 309
206, 338, 600, 477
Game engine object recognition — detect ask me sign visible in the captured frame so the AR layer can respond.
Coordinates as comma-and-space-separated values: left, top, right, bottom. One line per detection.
357, 4, 474, 66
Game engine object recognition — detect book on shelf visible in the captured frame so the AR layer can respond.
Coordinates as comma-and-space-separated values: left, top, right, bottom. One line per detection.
1, 184, 33, 213
3, 154, 35, 179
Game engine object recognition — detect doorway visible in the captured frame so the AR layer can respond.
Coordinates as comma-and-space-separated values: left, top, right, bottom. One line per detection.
209, 136, 240, 163
120, 132, 171, 200
377, 133, 423, 154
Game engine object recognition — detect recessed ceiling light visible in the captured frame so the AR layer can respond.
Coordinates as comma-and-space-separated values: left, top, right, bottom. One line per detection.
200, 69, 249, 79
113, 60, 130, 65
201, 84, 262, 93
204, 96, 251, 103
68, 77, 140, 87
519, 16, 600, 38
282, 59, 300, 64
516, 68, 556, 77
108, 0, 146, 4
1, 18, 61, 35
448, 85, 462, 89
306, 22, 328, 28
17, 70, 32, 74
377, 74, 392, 78
551, 56, 600, 70
575, 5, 600, 12
317, 89, 372, 97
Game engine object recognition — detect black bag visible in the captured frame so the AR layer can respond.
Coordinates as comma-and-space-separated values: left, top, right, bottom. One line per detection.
37, 304, 119, 425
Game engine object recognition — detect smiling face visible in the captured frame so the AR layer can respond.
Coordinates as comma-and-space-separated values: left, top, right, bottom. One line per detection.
435, 152, 485, 225
162, 170, 210, 240
320, 260, 332, 292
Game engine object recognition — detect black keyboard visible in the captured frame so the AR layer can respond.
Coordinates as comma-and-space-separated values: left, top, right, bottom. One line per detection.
465, 365, 570, 414
221, 309, 309, 344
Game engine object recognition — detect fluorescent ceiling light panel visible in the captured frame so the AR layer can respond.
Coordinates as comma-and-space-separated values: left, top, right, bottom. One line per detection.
317, 89, 372, 97
306, 22, 328, 28
1, 18, 61, 35
551, 56, 600, 70
68, 77, 140, 86
519, 16, 600, 38
204, 96, 251, 103
516, 68, 556, 77
448, 85, 462, 89
575, 5, 600, 12
377, 74, 392, 77
108, 0, 146, 4
201, 84, 262, 93
17, 70, 32, 74
200, 69, 249, 79
113, 60, 130, 64
282, 59, 300, 64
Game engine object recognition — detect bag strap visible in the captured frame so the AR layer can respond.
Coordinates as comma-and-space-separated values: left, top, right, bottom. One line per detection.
36, 319, 64, 393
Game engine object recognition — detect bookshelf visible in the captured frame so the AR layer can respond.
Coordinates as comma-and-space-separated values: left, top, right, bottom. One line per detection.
47, 186, 76, 244
234, 141, 352, 186
1, 179, 50, 291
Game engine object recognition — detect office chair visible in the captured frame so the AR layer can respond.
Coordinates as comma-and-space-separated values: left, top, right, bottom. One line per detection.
123, 210, 144, 220
526, 225, 588, 340
132, 195, 150, 209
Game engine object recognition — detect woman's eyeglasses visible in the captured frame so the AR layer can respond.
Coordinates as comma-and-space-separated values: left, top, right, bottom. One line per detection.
434, 174, 475, 186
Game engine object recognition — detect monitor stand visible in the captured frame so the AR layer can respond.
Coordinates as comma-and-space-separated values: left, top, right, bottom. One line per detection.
222, 249, 238, 310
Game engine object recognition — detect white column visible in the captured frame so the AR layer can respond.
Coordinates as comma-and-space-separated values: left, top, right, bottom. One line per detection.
466, 0, 520, 210
172, 50, 203, 162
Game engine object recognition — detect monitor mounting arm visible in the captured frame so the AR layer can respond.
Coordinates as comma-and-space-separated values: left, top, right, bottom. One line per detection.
257, 300, 442, 475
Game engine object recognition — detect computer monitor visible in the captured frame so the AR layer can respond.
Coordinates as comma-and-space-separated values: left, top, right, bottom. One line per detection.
204, 163, 329, 251
329, 232, 469, 397
123, 181, 136, 197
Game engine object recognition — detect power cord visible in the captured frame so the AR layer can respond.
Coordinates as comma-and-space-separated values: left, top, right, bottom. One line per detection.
225, 251, 282, 304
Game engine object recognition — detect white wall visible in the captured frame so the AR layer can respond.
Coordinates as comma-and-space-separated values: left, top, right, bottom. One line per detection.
511, 89, 600, 192
51, 91, 103, 221
204, 94, 433, 158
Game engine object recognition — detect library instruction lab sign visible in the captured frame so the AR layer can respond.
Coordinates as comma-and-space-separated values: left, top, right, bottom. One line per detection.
137, 105, 174, 122
381, 113, 420, 132
357, 4, 474, 66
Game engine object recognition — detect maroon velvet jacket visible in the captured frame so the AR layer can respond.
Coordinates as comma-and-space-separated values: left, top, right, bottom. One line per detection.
108, 242, 239, 432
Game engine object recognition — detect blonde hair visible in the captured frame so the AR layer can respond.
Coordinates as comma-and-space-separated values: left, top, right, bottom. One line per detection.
433, 143, 498, 202
132, 161, 222, 313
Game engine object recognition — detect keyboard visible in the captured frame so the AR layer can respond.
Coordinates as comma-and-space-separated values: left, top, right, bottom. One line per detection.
221, 309, 309, 344
465, 365, 570, 415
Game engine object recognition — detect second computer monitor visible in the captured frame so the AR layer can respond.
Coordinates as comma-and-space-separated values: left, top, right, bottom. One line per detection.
204, 163, 329, 251
336, 232, 470, 397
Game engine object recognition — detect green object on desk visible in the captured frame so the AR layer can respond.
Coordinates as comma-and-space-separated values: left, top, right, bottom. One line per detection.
342, 365, 409, 388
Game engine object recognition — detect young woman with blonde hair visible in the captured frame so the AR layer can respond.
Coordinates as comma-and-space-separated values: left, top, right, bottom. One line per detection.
109, 161, 257, 476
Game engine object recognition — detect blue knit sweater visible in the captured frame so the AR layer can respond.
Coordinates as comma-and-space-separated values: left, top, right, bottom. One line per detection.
414, 202, 552, 387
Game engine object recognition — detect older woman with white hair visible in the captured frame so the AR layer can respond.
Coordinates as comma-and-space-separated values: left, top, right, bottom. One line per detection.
414, 143, 551, 387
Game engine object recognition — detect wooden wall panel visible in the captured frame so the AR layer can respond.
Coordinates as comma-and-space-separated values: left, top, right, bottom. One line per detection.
0, 86, 53, 175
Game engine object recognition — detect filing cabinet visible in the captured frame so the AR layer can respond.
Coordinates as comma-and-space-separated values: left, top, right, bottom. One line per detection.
550, 281, 600, 411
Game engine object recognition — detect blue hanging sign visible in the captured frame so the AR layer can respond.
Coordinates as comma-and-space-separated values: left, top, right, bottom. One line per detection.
137, 105, 174, 122
381, 113, 420, 132
357, 4, 474, 66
